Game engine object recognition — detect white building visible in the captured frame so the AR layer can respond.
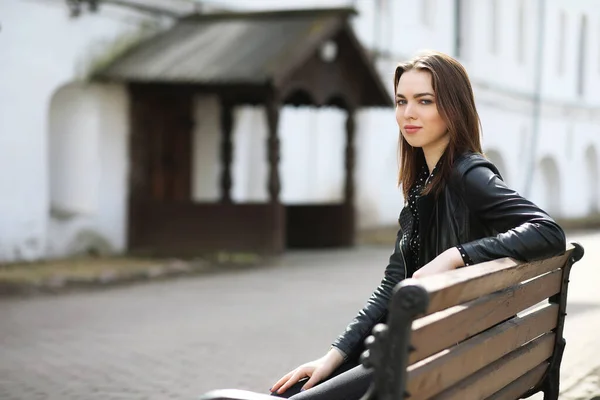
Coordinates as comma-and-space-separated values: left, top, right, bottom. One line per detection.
1, 0, 599, 262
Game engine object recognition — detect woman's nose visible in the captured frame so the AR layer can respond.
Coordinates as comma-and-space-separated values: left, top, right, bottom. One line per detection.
403, 103, 416, 119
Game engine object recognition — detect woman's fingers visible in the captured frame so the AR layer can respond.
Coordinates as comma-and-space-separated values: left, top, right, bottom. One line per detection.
301, 370, 325, 391
270, 371, 294, 393
276, 369, 308, 394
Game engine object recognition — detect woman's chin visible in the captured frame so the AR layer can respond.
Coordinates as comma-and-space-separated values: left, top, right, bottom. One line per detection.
403, 136, 424, 148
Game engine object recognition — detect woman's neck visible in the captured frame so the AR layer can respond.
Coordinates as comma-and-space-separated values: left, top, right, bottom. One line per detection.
423, 136, 450, 173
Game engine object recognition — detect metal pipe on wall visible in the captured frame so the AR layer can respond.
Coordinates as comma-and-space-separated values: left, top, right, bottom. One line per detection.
523, 0, 546, 197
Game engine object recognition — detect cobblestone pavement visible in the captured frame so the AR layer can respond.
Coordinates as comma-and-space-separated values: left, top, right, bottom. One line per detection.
1, 231, 600, 400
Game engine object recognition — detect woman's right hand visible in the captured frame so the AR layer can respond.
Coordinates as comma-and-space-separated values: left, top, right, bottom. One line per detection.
270, 348, 345, 395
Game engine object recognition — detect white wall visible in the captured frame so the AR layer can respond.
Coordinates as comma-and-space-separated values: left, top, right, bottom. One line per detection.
0, 0, 162, 261
191, 95, 222, 202
2, 0, 600, 261
231, 106, 346, 204
354, 108, 402, 228
280, 107, 346, 204
46, 83, 129, 258
93, 84, 130, 254
584, 145, 599, 214
542, 0, 600, 106
49, 83, 101, 216
231, 106, 269, 202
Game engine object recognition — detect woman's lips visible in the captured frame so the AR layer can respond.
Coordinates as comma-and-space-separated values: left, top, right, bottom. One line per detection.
404, 125, 422, 134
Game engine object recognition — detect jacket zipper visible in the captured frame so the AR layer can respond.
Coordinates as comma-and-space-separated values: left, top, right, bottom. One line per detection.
399, 208, 409, 280
400, 239, 408, 280
435, 202, 440, 256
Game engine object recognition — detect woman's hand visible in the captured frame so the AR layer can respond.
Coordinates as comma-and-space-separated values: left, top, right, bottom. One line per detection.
412, 247, 464, 278
270, 348, 344, 394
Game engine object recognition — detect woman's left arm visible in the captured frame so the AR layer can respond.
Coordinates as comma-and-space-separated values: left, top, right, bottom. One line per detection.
457, 164, 566, 265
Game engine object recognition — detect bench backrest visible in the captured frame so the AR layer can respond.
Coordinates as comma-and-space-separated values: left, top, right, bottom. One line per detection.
360, 242, 584, 400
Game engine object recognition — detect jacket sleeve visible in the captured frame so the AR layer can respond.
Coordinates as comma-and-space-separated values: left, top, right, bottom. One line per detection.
331, 227, 407, 360
459, 164, 566, 264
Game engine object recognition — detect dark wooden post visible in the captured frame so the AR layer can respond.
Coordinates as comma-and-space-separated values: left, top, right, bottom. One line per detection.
342, 107, 357, 246
265, 94, 281, 202
344, 107, 356, 206
220, 100, 233, 203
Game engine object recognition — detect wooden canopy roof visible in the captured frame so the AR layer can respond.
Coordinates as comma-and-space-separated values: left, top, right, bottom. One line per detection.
94, 7, 393, 109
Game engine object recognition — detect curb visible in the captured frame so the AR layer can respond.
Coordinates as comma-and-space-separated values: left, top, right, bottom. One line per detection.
0, 258, 270, 298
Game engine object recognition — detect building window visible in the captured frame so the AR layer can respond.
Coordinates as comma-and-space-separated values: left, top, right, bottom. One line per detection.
557, 11, 567, 75
577, 14, 588, 96
490, 0, 499, 54
455, 0, 470, 58
516, 0, 525, 63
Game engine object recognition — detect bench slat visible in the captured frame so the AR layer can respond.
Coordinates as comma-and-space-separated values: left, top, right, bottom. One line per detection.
413, 246, 573, 316
409, 269, 562, 364
484, 362, 549, 400
405, 304, 558, 399
432, 333, 555, 400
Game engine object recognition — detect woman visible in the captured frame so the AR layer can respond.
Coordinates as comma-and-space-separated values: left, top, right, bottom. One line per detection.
269, 51, 566, 400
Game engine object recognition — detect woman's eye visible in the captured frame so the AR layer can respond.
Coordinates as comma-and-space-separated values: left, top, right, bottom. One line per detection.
420, 99, 433, 105
396, 100, 407, 105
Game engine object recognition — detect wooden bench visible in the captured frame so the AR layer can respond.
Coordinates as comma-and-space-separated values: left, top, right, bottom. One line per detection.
199, 242, 584, 400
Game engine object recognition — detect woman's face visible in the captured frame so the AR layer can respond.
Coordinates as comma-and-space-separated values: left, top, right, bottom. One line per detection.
395, 69, 449, 153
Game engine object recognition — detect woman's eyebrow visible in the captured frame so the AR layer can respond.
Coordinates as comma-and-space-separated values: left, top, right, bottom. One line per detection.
396, 92, 435, 99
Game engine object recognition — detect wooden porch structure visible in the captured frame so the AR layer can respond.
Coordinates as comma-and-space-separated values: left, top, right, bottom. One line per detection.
95, 8, 392, 256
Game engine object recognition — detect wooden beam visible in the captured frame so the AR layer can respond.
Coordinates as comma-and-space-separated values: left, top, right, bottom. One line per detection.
220, 100, 233, 203
265, 93, 281, 202
344, 108, 356, 206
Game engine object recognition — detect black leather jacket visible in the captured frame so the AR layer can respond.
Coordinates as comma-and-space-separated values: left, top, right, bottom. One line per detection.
331, 152, 566, 360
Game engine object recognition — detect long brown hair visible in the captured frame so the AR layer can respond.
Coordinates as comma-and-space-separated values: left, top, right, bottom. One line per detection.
395, 51, 483, 200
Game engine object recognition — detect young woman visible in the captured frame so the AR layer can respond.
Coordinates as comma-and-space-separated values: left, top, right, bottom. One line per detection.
268, 51, 566, 400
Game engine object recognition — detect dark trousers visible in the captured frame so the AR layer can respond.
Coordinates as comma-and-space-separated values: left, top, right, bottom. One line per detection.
270, 358, 373, 400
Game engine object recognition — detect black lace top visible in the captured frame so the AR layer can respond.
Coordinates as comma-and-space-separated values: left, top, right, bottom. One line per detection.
406, 164, 436, 271
406, 161, 473, 273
